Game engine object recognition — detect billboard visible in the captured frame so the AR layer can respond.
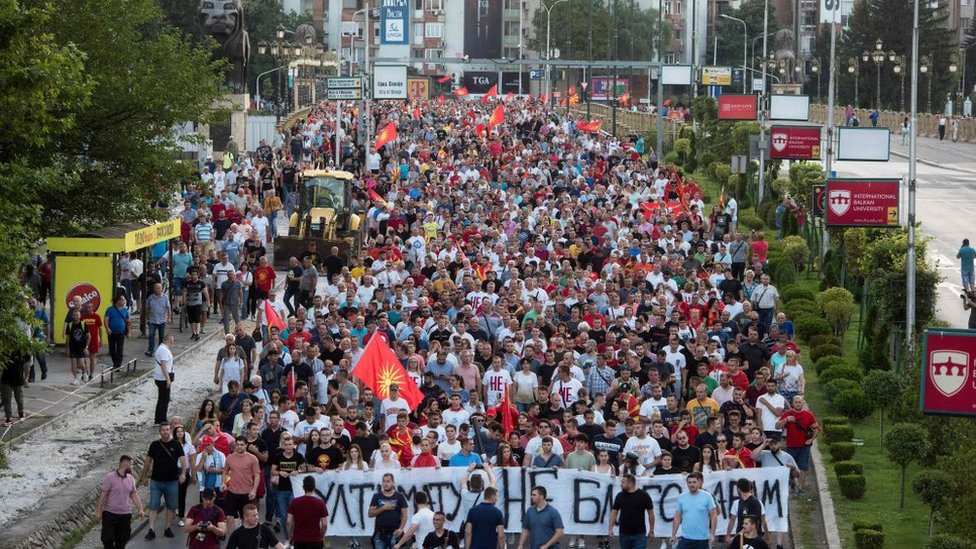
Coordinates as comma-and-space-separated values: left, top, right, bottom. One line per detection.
591, 78, 629, 101
661, 65, 693, 86
462, 71, 498, 95
52, 256, 114, 344
407, 78, 430, 100
500, 72, 530, 95
837, 127, 891, 161
372, 65, 408, 99
920, 329, 976, 416
825, 178, 900, 227
718, 94, 758, 120
770, 95, 811, 121
464, 0, 502, 59
769, 125, 821, 160
379, 0, 409, 45
701, 66, 732, 86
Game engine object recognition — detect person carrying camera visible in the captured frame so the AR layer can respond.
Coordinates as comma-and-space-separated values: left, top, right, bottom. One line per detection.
962, 291, 976, 330
184, 488, 227, 549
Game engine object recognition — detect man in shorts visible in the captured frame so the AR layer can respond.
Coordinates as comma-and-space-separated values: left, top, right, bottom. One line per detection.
80, 301, 103, 383
183, 267, 210, 341
775, 395, 821, 492
64, 308, 89, 386
222, 436, 262, 538
139, 422, 187, 540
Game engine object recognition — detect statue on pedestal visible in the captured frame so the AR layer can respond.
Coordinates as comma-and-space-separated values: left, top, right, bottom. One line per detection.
198, 0, 250, 93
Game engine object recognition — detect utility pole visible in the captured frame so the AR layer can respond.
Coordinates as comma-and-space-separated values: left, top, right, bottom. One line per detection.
823, 3, 837, 261
364, 3, 371, 146
758, 0, 769, 205
907, 0, 920, 360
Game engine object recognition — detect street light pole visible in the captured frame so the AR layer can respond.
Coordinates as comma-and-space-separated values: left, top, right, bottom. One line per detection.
758, 0, 769, 205
720, 14, 748, 94
906, 0, 920, 362
543, 0, 569, 100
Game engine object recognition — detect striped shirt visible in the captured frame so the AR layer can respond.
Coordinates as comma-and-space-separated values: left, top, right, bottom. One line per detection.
194, 223, 213, 243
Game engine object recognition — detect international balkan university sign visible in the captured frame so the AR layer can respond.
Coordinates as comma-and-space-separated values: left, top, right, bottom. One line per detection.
824, 179, 899, 228
921, 329, 976, 416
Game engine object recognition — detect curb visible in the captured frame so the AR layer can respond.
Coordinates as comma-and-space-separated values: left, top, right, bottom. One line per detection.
811, 440, 842, 549
4, 327, 225, 448
889, 149, 976, 176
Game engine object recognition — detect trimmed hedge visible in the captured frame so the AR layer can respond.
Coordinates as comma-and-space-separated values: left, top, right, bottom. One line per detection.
784, 301, 820, 320
829, 442, 856, 461
820, 364, 864, 384
739, 212, 765, 230
835, 388, 876, 421
823, 424, 854, 444
824, 378, 860, 402
794, 315, 832, 343
854, 529, 884, 549
781, 286, 817, 303
822, 416, 851, 427
839, 474, 867, 499
853, 520, 883, 533
815, 355, 849, 375
809, 334, 843, 348
772, 260, 796, 285
811, 343, 843, 363
925, 535, 976, 549
834, 460, 864, 477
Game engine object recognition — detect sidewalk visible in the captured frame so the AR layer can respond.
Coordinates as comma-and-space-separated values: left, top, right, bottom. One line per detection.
888, 133, 976, 173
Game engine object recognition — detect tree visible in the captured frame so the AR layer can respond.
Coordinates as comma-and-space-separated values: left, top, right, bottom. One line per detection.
861, 370, 908, 451
885, 423, 930, 509
28, 0, 224, 234
912, 469, 955, 536
529, 0, 663, 63
713, 0, 785, 72
838, 0, 957, 111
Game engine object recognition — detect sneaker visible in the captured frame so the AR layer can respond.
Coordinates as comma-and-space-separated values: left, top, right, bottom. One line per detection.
177, 519, 185, 527
41, 373, 47, 380
70, 377, 80, 386
2, 419, 11, 428
145, 351, 154, 357
163, 527, 175, 538
145, 529, 156, 541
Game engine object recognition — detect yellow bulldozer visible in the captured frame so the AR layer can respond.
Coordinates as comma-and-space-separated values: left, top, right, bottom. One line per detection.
273, 169, 363, 269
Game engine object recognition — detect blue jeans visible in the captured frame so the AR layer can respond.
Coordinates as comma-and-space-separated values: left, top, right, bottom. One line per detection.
150, 479, 178, 511
275, 483, 294, 527
147, 322, 166, 353
618, 534, 649, 549
371, 529, 397, 549
241, 288, 250, 318
263, 469, 277, 522
676, 539, 709, 549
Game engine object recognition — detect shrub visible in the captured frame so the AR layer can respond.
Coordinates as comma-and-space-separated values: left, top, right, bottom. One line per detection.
772, 259, 797, 285
820, 364, 864, 384
925, 534, 976, 549
783, 237, 810, 273
824, 378, 860, 401
784, 299, 819, 319
815, 355, 848, 375
810, 335, 843, 348
663, 151, 681, 166
834, 460, 864, 476
830, 442, 856, 461
823, 424, 854, 444
781, 286, 816, 303
821, 416, 851, 426
818, 286, 857, 336
835, 388, 876, 422
852, 520, 883, 533
811, 344, 843, 363
794, 315, 832, 343
739, 212, 765, 230
839, 474, 866, 499
854, 529, 884, 549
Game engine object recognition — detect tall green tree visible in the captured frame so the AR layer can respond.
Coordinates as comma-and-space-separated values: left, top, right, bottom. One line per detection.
529, 0, 663, 62
838, 0, 957, 111
713, 0, 785, 74
25, 0, 224, 234
0, 0, 90, 360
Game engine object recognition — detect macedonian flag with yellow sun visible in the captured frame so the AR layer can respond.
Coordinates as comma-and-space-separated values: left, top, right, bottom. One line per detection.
352, 333, 423, 410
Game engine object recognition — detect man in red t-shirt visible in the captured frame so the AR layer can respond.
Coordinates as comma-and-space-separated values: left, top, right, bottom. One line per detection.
80, 303, 103, 381
253, 256, 276, 301
775, 395, 820, 490
386, 413, 415, 467
287, 476, 328, 549
184, 488, 227, 549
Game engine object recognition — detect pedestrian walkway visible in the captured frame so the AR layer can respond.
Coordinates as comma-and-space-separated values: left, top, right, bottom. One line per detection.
889, 133, 976, 173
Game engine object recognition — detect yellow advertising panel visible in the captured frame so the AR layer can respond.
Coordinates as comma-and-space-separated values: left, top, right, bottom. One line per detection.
123, 219, 180, 252
52, 256, 114, 344
407, 78, 430, 101
701, 66, 732, 86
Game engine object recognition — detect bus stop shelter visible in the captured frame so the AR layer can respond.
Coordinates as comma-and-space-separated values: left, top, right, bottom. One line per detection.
45, 220, 180, 344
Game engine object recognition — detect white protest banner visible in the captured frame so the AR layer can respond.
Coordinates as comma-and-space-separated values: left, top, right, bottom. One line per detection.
292, 467, 790, 537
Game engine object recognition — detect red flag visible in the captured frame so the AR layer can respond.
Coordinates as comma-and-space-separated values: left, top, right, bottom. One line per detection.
663, 98, 672, 107
263, 299, 285, 333
475, 123, 486, 137
541, 92, 548, 103
569, 85, 576, 95
501, 388, 514, 435
352, 333, 423, 410
287, 369, 296, 401
527, 94, 533, 101
436, 94, 446, 103
480, 84, 498, 103
437, 74, 452, 83
367, 187, 387, 207
487, 105, 505, 130
618, 92, 630, 105
504, 92, 514, 101
373, 122, 398, 151
413, 107, 421, 121
454, 86, 469, 97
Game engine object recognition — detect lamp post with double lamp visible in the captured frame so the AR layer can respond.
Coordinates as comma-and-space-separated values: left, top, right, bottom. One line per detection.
810, 58, 821, 101
257, 25, 300, 121
893, 56, 905, 112
720, 14, 748, 94
543, 0, 570, 99
948, 52, 960, 113
847, 57, 859, 107
919, 55, 930, 112
867, 39, 896, 110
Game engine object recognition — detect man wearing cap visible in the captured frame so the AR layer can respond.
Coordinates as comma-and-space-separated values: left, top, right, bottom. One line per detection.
184, 488, 227, 549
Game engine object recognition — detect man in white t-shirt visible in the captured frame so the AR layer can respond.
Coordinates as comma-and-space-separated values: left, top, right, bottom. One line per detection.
442, 394, 470, 428
396, 492, 435, 549
380, 384, 411, 431
152, 335, 175, 425
522, 421, 565, 466
622, 422, 663, 467
436, 425, 462, 464
550, 366, 583, 409
756, 379, 787, 436
278, 398, 300, 434
482, 357, 512, 407
250, 209, 270, 243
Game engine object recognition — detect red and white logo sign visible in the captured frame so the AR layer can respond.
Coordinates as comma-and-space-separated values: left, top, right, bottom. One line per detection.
828, 189, 851, 217
930, 350, 969, 397
66, 282, 101, 312
771, 132, 788, 152
768, 125, 821, 160
717, 95, 757, 120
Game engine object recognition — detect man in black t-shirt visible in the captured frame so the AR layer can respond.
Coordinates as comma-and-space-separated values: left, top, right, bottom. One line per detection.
671, 430, 702, 474
183, 268, 209, 341
226, 504, 284, 549
270, 435, 306, 530
608, 473, 655, 545
139, 423, 187, 540
284, 257, 303, 316
368, 473, 408, 548
424, 511, 460, 549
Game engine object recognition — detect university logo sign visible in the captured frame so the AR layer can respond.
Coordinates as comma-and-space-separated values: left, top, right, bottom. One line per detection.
828, 189, 851, 217
921, 330, 976, 416
929, 350, 969, 397
771, 132, 788, 152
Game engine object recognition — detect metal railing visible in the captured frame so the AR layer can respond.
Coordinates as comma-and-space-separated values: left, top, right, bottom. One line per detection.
100, 358, 138, 387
